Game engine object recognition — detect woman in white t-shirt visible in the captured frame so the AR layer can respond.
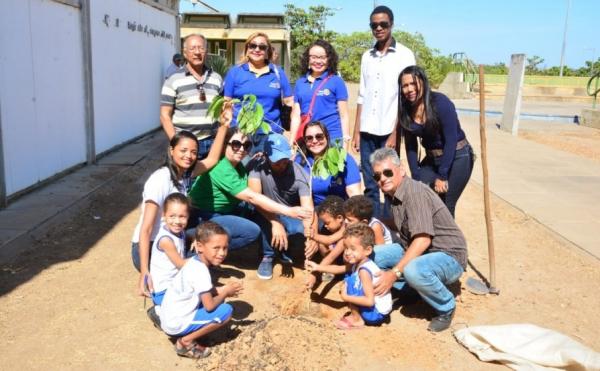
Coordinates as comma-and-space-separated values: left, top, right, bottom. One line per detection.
132, 104, 232, 297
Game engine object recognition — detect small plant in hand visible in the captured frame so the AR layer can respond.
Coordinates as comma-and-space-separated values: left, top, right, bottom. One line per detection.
208, 95, 271, 135
311, 139, 346, 180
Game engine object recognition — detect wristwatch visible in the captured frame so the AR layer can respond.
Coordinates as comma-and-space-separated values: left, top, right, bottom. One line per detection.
392, 268, 402, 280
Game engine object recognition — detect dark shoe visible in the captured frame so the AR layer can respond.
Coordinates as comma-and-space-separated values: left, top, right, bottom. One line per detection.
257, 256, 274, 280
427, 309, 455, 332
147, 306, 161, 330
279, 252, 293, 265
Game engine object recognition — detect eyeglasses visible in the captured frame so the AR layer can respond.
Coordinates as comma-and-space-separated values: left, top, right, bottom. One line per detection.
185, 45, 206, 52
372, 168, 394, 181
309, 55, 327, 61
228, 140, 253, 152
304, 133, 326, 143
369, 21, 391, 30
248, 43, 269, 51
197, 83, 206, 103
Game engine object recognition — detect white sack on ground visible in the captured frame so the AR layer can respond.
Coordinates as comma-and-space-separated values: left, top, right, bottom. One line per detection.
453, 324, 600, 371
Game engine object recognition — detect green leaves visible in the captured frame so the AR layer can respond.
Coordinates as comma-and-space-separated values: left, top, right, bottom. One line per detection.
311, 143, 346, 180
206, 94, 270, 135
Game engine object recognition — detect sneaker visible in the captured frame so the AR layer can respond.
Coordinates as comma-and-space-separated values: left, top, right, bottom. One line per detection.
147, 306, 161, 330
257, 256, 274, 280
427, 309, 455, 332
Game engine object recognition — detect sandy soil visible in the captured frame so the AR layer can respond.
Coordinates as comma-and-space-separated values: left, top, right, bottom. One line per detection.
1, 127, 599, 370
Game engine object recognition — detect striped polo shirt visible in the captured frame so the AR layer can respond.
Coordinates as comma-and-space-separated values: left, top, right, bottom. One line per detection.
388, 176, 467, 269
161, 67, 223, 140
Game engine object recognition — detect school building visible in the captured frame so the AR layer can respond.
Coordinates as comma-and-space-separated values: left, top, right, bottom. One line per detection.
0, 0, 180, 206
180, 12, 291, 75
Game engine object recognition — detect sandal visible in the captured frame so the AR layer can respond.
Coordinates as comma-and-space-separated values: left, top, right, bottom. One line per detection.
175, 340, 211, 359
334, 316, 364, 330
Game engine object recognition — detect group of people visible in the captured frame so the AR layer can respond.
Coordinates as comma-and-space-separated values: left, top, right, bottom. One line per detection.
132, 5, 474, 359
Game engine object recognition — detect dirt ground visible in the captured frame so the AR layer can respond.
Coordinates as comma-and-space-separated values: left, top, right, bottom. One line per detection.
1, 124, 600, 370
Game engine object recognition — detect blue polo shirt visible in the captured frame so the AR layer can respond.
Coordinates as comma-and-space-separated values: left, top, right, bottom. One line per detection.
295, 152, 361, 206
294, 71, 348, 141
223, 63, 292, 134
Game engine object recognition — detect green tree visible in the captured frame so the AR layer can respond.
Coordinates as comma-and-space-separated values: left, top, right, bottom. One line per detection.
483, 63, 508, 75
284, 4, 338, 79
526, 55, 545, 75
332, 32, 373, 82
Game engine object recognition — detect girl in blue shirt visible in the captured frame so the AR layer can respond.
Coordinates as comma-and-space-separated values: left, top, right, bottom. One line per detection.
290, 39, 350, 149
223, 32, 293, 151
398, 65, 474, 217
296, 121, 361, 206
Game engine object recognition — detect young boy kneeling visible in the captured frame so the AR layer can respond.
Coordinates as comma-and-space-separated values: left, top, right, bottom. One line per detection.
306, 223, 392, 329
160, 221, 243, 359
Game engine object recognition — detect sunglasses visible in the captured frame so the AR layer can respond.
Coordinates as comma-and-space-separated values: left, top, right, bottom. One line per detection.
228, 140, 253, 152
304, 133, 326, 143
248, 43, 269, 51
372, 168, 394, 182
370, 21, 391, 30
197, 83, 206, 103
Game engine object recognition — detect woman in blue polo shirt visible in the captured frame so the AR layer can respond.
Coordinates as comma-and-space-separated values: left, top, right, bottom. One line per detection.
290, 39, 350, 148
223, 32, 293, 150
296, 121, 361, 206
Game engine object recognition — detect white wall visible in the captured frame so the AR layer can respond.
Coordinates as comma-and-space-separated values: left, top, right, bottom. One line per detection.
90, 0, 176, 153
0, 0, 176, 198
0, 0, 87, 196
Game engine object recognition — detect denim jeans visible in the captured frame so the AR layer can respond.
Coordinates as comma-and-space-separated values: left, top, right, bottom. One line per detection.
189, 207, 263, 253
359, 132, 391, 219
251, 212, 306, 257
372, 243, 463, 314
197, 137, 215, 160
418, 145, 474, 218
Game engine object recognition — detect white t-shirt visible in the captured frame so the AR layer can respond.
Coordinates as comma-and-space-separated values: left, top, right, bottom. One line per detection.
361, 260, 392, 315
149, 224, 186, 293
160, 257, 213, 335
131, 167, 186, 243
369, 217, 393, 244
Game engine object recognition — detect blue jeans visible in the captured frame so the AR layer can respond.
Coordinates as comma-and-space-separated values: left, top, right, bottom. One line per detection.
359, 132, 391, 219
189, 207, 263, 253
251, 212, 305, 257
418, 145, 474, 218
197, 137, 214, 160
372, 243, 463, 314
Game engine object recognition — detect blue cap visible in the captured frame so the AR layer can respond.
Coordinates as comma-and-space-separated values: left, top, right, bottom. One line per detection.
264, 133, 291, 162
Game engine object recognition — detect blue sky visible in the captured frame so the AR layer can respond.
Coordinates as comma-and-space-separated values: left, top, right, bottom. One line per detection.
180, 0, 599, 69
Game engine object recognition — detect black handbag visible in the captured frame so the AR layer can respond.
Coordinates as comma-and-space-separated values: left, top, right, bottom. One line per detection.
280, 104, 292, 131
274, 66, 292, 131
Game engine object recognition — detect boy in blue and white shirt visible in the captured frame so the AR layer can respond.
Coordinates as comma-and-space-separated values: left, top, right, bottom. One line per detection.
306, 223, 392, 329
160, 221, 243, 359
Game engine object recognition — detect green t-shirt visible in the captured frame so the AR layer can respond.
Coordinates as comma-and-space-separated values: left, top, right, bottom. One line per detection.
189, 157, 248, 213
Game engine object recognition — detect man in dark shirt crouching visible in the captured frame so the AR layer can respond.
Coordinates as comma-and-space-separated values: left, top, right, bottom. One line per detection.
369, 148, 467, 332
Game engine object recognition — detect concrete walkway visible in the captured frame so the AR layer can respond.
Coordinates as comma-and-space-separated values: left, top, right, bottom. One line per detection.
459, 113, 600, 259
0, 130, 165, 261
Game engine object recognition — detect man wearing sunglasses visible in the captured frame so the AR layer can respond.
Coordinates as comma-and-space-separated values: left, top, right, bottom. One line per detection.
352, 5, 415, 220
161, 34, 223, 160
369, 148, 467, 332
248, 134, 314, 279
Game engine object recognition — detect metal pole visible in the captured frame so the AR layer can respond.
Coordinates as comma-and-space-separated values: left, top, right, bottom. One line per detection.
81, 0, 96, 165
559, 0, 571, 77
479, 65, 499, 294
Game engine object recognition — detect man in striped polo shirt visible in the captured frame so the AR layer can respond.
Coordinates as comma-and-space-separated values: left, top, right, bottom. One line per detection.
369, 148, 467, 332
160, 34, 223, 159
